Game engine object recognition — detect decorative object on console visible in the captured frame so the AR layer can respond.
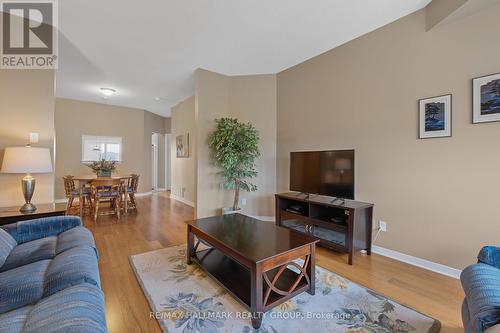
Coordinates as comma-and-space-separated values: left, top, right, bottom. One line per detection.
88, 159, 117, 177
208, 118, 260, 213
0, 146, 53, 212
176, 133, 189, 157
418, 94, 452, 139
473, 72, 500, 124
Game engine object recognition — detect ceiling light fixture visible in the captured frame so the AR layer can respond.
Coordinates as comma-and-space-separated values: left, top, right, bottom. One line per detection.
154, 97, 161, 101
100, 87, 116, 97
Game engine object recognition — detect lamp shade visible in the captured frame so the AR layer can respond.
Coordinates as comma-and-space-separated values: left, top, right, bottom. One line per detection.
334, 158, 352, 171
1, 146, 53, 174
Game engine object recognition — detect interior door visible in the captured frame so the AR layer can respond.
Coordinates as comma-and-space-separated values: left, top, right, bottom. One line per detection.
152, 133, 158, 191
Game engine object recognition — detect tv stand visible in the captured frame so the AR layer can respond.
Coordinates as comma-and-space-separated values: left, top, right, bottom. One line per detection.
275, 192, 374, 265
295, 192, 310, 199
330, 197, 346, 205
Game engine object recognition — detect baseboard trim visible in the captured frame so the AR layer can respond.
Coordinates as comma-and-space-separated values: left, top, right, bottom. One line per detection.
170, 194, 195, 207
371, 245, 461, 279
54, 198, 68, 204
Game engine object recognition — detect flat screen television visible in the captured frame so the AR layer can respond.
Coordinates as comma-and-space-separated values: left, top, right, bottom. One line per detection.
290, 150, 355, 199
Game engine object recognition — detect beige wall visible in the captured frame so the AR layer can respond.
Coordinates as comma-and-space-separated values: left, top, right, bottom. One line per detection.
194, 69, 277, 218
277, 5, 500, 269
55, 98, 168, 198
425, 0, 467, 30
229, 75, 277, 217
194, 69, 231, 217
164, 118, 172, 134
0, 70, 55, 207
171, 96, 196, 204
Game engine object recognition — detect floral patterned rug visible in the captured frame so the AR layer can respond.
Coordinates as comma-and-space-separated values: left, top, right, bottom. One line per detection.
129, 245, 441, 333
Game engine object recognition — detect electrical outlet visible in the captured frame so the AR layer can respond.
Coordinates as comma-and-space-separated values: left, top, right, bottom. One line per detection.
241, 198, 247, 206
379, 221, 387, 232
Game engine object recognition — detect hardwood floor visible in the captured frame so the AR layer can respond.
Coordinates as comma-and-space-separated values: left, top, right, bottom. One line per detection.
83, 193, 464, 333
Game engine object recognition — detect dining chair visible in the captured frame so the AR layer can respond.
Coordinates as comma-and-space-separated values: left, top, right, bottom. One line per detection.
63, 175, 92, 215
125, 174, 140, 211
90, 179, 122, 221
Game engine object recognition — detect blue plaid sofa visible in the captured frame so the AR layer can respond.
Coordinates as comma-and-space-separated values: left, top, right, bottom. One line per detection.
0, 216, 107, 332
461, 246, 500, 333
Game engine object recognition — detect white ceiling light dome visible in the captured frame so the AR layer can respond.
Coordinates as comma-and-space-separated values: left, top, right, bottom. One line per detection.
100, 87, 116, 97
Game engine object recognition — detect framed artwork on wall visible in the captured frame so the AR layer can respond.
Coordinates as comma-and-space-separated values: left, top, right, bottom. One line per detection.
418, 94, 452, 139
473, 72, 500, 124
176, 133, 189, 158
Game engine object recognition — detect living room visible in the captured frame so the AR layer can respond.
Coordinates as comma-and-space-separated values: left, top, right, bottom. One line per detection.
1, 0, 499, 332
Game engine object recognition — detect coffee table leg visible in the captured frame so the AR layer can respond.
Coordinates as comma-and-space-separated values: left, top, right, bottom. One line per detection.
250, 263, 263, 329
186, 225, 194, 265
307, 243, 316, 295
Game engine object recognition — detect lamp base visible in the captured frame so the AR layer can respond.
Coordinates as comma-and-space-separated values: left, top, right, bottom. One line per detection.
20, 202, 37, 213
20, 174, 37, 213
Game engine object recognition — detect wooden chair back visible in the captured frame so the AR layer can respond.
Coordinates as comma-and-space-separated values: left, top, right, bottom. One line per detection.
130, 174, 140, 192
63, 176, 76, 197
90, 179, 122, 197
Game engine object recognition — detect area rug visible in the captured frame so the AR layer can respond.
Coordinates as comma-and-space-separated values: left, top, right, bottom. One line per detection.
130, 245, 441, 333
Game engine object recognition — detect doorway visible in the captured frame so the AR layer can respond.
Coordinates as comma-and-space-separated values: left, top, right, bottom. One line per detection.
152, 133, 159, 191
152, 132, 170, 192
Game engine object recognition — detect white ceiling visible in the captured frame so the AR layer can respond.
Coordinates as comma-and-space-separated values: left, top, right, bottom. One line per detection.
56, 0, 432, 117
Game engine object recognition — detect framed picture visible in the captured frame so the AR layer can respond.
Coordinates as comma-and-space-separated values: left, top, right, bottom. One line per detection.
176, 133, 189, 158
473, 72, 500, 124
418, 94, 452, 139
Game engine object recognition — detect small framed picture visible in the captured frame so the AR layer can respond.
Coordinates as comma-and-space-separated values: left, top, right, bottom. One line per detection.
176, 133, 189, 158
473, 72, 500, 124
419, 94, 452, 139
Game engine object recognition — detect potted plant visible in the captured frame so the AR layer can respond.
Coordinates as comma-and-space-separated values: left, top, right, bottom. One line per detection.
209, 118, 260, 214
88, 159, 117, 177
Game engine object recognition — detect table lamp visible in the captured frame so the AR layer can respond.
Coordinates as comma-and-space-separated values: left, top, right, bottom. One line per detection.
1, 145, 53, 212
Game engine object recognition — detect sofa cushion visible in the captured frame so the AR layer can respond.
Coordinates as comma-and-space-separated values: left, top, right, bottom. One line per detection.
43, 246, 100, 298
0, 237, 57, 272
479, 246, 500, 270
461, 263, 500, 332
0, 260, 50, 314
55, 227, 96, 255
22, 284, 107, 333
0, 306, 33, 333
0, 228, 17, 268
3, 216, 83, 244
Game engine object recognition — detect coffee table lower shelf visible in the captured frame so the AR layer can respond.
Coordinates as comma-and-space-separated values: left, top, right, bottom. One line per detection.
193, 248, 310, 311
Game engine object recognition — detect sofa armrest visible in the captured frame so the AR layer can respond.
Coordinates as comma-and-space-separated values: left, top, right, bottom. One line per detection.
479, 246, 500, 270
0, 216, 83, 244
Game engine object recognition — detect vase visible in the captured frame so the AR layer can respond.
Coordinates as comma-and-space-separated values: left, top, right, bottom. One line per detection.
97, 170, 112, 177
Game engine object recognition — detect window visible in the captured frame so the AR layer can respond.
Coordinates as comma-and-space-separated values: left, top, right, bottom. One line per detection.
82, 135, 122, 162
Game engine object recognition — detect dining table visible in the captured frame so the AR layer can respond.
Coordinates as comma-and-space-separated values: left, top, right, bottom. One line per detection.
72, 174, 133, 217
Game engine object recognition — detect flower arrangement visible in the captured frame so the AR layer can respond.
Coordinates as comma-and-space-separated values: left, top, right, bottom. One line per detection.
88, 159, 117, 177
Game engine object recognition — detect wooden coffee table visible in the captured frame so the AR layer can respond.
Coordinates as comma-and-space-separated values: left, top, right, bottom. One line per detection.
186, 213, 319, 329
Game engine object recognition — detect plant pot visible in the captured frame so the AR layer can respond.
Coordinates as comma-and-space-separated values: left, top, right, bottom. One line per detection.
97, 170, 112, 177
221, 207, 241, 215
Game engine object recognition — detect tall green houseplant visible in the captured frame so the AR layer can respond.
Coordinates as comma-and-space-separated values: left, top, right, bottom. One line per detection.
209, 118, 260, 211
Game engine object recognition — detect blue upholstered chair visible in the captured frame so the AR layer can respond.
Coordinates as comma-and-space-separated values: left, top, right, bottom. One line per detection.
0, 216, 107, 332
461, 246, 500, 333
